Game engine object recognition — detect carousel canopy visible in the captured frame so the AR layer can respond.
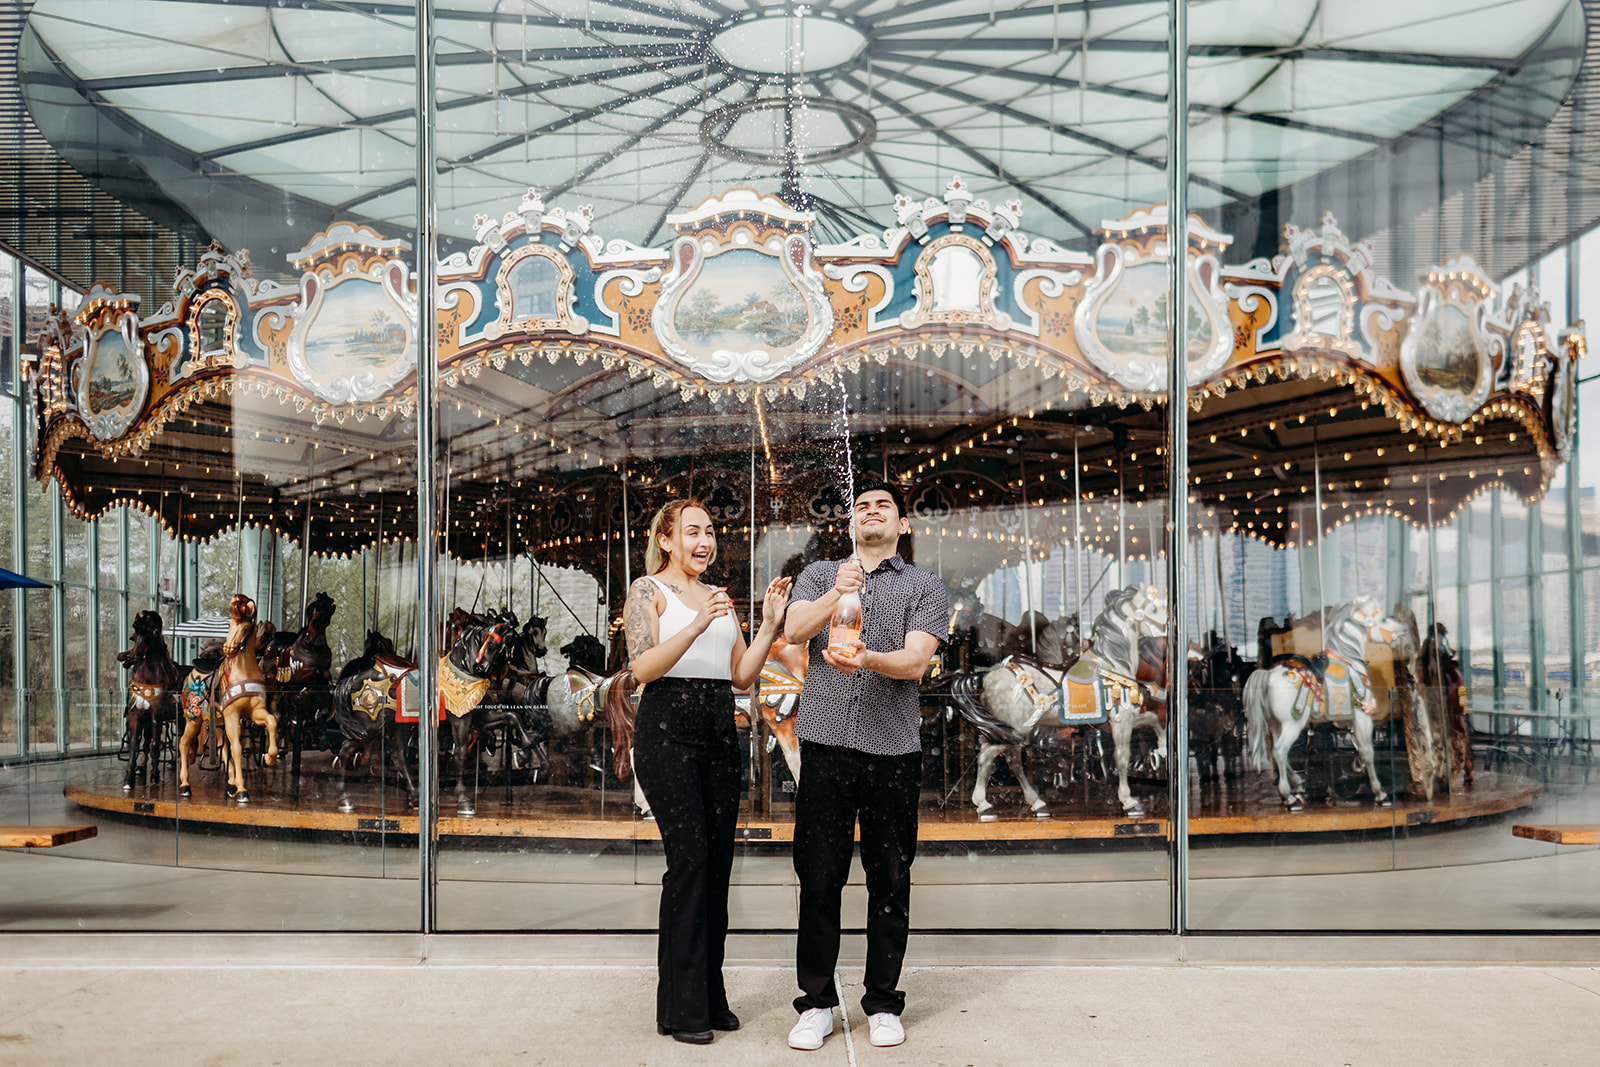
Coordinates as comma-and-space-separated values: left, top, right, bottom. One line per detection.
25, 188, 1585, 581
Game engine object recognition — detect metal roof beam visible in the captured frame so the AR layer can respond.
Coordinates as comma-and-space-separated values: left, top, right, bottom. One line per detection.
878, 37, 1529, 70
143, 0, 710, 29
868, 63, 1246, 200
204, 58, 702, 162
836, 71, 1094, 236
871, 51, 1385, 145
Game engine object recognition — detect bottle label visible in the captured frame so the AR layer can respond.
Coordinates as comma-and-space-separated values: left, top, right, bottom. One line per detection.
828, 624, 861, 652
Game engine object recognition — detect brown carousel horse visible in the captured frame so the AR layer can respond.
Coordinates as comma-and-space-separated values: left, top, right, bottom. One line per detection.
263, 591, 337, 789
177, 594, 280, 803
117, 609, 186, 791
1420, 621, 1471, 786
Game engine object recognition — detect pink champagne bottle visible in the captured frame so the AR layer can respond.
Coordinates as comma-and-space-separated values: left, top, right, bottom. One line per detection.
828, 589, 862, 654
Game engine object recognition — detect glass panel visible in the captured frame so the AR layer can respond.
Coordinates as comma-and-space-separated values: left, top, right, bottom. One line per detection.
0, 401, 12, 572
63, 585, 89, 749
126, 511, 151, 593
23, 470, 51, 578
97, 508, 121, 587
433, 2, 1174, 933
1500, 497, 1530, 576
61, 509, 88, 586
0, 250, 12, 395
1187, 0, 1593, 931
3, 3, 421, 931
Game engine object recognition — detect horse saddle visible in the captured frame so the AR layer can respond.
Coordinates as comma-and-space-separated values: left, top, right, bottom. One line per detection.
437, 655, 492, 719
352, 666, 427, 723
182, 671, 219, 722
276, 642, 332, 684
128, 682, 166, 710
567, 669, 603, 723
759, 662, 803, 722
1057, 652, 1109, 726
218, 679, 269, 708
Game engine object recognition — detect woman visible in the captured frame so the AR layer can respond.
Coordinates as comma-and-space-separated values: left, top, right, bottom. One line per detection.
624, 498, 791, 1045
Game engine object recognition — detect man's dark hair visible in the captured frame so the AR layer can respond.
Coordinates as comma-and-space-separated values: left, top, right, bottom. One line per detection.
853, 477, 908, 519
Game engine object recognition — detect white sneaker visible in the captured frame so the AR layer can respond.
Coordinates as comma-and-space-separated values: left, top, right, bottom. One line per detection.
788, 1007, 834, 1051
868, 1012, 905, 1047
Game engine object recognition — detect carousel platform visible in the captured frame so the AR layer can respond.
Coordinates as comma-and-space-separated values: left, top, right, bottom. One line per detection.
65, 757, 1541, 845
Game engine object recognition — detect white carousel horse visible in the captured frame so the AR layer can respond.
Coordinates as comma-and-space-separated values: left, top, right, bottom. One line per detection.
1244, 595, 1400, 810
956, 584, 1170, 819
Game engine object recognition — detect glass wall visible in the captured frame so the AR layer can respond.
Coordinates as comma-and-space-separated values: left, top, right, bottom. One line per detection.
0, 0, 1595, 937
0, 1, 423, 930
1185, 0, 1598, 931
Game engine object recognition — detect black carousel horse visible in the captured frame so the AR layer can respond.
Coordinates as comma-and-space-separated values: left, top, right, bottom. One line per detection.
330, 631, 420, 812
262, 591, 337, 791
438, 609, 526, 815
117, 610, 186, 790
1188, 632, 1250, 787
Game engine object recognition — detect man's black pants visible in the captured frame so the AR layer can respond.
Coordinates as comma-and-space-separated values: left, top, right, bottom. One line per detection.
793, 739, 922, 1017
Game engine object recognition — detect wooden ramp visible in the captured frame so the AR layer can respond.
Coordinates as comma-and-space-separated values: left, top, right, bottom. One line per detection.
1513, 824, 1600, 845
0, 825, 97, 848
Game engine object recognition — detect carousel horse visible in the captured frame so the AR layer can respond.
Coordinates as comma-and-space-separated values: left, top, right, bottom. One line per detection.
330, 631, 420, 813
176, 640, 227, 795
756, 636, 807, 783
1244, 596, 1401, 810
603, 669, 650, 816
1033, 613, 1081, 666
1388, 605, 1454, 802
263, 591, 337, 788
1188, 633, 1249, 787
438, 610, 522, 815
117, 609, 186, 790
178, 594, 279, 802
1420, 621, 1471, 786
946, 588, 1012, 668
481, 632, 616, 797
953, 585, 1171, 819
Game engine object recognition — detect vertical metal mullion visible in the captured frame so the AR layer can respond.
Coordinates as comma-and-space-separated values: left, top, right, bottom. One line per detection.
86, 518, 100, 749
415, 0, 441, 935
1164, 0, 1189, 937
1489, 493, 1506, 702
50, 483, 65, 754
10, 263, 27, 758
1527, 497, 1545, 711
119, 507, 130, 726
1565, 243, 1585, 700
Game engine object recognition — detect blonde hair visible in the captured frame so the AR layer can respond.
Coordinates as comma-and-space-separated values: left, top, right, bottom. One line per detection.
645, 498, 715, 574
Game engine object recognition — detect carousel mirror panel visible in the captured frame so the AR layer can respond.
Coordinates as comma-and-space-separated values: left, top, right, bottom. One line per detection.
424, 3, 1177, 932
1182, 1, 1600, 931
3, 6, 424, 930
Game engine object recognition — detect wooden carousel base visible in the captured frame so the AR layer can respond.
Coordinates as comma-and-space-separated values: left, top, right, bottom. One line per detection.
66, 757, 1540, 845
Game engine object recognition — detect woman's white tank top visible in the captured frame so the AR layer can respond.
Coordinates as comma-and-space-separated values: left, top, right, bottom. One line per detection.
650, 576, 736, 680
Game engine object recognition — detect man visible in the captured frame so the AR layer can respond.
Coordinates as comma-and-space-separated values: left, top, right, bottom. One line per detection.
781, 479, 949, 1051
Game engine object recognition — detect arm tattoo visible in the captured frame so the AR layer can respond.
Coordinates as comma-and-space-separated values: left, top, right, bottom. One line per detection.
624, 577, 659, 660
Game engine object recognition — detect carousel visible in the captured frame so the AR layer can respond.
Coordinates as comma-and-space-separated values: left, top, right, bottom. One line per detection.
29, 183, 1581, 844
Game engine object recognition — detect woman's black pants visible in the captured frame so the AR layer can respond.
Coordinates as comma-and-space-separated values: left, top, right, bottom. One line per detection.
631, 676, 740, 1032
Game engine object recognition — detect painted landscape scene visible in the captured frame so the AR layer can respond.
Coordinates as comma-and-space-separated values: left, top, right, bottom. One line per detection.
1094, 261, 1212, 359
1412, 303, 1481, 393
304, 280, 411, 376
87, 332, 139, 414
674, 249, 807, 352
